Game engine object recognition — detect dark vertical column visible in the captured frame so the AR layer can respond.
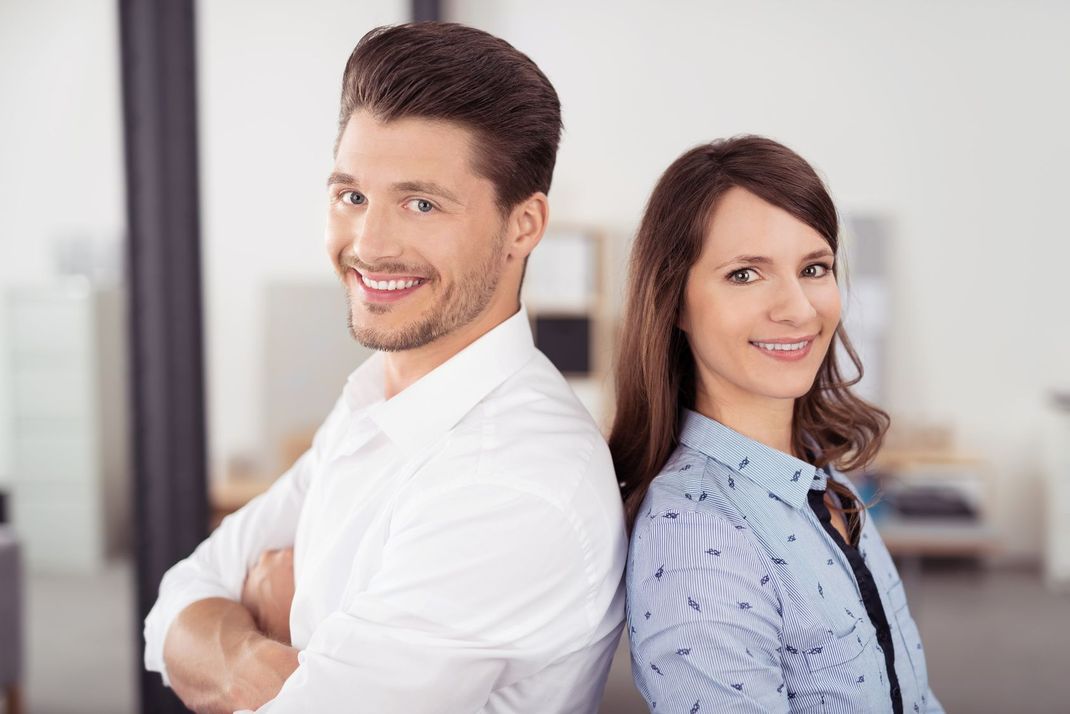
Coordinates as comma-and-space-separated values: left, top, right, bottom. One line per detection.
118, 1, 207, 712
412, 0, 442, 22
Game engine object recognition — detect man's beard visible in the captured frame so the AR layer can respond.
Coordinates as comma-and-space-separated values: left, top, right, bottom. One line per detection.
342, 231, 505, 352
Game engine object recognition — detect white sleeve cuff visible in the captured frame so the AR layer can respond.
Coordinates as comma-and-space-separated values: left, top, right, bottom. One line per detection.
143, 574, 236, 687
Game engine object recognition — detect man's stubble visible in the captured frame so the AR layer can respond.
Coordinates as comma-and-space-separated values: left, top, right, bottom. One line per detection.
343, 228, 506, 352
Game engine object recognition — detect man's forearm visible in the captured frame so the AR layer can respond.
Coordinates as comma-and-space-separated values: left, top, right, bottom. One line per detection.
163, 598, 299, 714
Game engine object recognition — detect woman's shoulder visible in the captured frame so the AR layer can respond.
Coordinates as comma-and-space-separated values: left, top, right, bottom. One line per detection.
640, 444, 706, 509
656, 443, 709, 484
633, 443, 752, 537
628, 469, 776, 596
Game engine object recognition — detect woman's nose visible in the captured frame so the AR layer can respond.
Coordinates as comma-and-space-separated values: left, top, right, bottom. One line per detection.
769, 278, 819, 325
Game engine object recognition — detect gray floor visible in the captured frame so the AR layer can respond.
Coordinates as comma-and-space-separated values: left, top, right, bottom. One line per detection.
908, 563, 1070, 714
19, 562, 137, 714
10, 561, 1070, 713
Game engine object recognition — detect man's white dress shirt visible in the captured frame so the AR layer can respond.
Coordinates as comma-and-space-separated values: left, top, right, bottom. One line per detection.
143, 307, 627, 713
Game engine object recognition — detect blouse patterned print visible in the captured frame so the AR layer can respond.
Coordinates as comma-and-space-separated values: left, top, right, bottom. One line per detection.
627, 409, 944, 714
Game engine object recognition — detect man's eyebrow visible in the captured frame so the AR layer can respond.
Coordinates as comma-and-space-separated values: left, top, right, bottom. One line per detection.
324, 175, 463, 205
326, 171, 356, 187
392, 180, 463, 205
715, 249, 835, 271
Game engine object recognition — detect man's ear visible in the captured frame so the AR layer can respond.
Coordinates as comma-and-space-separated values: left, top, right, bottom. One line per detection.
504, 192, 548, 262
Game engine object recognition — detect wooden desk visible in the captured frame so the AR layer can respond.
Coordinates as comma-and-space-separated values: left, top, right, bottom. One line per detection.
876, 517, 1000, 558
209, 478, 273, 530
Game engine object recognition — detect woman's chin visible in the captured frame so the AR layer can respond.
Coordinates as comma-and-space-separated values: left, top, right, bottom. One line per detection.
749, 376, 819, 402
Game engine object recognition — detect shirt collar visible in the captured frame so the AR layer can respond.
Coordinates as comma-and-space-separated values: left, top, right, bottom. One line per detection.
678, 408, 826, 509
342, 305, 537, 449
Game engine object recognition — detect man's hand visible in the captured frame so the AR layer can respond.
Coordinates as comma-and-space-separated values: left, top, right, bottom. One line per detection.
164, 599, 298, 714
163, 550, 298, 712
242, 547, 296, 644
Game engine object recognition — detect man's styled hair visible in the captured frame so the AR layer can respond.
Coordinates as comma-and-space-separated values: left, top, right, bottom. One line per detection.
338, 22, 563, 212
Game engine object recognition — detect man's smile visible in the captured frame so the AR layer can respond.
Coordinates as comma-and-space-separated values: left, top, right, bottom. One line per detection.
350, 268, 428, 303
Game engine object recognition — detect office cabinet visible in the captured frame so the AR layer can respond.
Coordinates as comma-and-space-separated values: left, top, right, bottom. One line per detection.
4, 282, 129, 572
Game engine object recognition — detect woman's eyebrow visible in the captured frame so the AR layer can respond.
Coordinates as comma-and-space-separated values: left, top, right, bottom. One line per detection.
715, 249, 834, 270
803, 249, 835, 261
715, 254, 771, 270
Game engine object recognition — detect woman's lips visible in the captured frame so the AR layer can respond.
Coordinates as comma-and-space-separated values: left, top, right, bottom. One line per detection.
749, 338, 815, 362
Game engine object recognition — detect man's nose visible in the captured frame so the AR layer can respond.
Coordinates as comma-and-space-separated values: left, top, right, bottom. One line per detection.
351, 203, 403, 263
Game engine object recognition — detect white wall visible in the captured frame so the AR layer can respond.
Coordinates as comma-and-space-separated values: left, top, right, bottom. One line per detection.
195, 0, 407, 479
450, 0, 1070, 560
5, 0, 1063, 562
0, 0, 126, 485
0, 1, 409, 485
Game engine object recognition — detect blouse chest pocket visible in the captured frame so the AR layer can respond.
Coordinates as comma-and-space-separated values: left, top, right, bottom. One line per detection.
790, 624, 876, 714
887, 580, 930, 698
802, 621, 873, 673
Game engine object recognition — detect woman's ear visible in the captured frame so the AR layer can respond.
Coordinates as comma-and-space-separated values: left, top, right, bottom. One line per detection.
677, 287, 692, 334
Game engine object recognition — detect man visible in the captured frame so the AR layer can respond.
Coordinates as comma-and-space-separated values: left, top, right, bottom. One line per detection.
143, 22, 626, 714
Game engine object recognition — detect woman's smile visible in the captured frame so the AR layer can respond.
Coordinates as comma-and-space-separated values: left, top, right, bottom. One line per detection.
749, 334, 818, 362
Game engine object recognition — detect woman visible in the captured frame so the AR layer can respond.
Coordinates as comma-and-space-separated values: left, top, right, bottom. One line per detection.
612, 136, 942, 713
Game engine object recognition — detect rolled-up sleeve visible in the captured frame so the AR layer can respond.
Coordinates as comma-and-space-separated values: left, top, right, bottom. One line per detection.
628, 510, 789, 713
250, 484, 606, 713
143, 430, 322, 686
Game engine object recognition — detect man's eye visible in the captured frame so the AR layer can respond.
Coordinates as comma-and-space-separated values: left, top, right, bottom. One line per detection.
342, 191, 365, 205
406, 199, 435, 214
728, 269, 756, 284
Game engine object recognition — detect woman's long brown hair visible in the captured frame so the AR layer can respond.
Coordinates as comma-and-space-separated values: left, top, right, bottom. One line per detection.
609, 136, 889, 544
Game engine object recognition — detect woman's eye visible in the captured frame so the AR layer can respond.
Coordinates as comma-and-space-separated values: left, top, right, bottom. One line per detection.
342, 191, 366, 205
728, 269, 757, 284
803, 263, 832, 278
406, 199, 435, 214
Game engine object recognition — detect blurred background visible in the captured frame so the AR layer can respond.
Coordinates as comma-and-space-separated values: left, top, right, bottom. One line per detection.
1, 0, 1068, 712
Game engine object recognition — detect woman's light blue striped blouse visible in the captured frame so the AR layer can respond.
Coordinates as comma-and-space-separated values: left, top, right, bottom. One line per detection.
626, 409, 944, 713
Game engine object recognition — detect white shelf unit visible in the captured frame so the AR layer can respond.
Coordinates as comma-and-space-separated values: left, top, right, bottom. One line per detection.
522, 226, 614, 429
4, 281, 130, 572
869, 451, 998, 560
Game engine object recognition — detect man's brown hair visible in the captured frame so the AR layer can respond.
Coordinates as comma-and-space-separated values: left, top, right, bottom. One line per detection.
338, 22, 562, 211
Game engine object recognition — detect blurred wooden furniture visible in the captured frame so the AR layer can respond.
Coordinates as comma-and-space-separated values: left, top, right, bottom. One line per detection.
209, 477, 272, 530
208, 429, 315, 529
875, 518, 1000, 559
4, 685, 22, 714
0, 526, 23, 714
1044, 390, 1070, 590
870, 441, 999, 560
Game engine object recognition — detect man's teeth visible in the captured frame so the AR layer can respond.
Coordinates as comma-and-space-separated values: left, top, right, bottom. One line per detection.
753, 340, 809, 352
361, 275, 423, 291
